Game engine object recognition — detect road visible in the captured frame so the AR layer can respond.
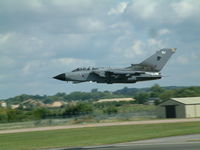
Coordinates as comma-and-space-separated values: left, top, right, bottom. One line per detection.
1, 118, 200, 134
46, 134, 200, 150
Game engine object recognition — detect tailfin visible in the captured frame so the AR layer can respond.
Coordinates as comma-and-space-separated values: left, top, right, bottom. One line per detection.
140, 48, 176, 71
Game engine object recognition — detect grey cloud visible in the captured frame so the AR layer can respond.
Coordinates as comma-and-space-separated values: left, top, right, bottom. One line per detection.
126, 0, 200, 25
0, 0, 114, 34
0, 0, 200, 99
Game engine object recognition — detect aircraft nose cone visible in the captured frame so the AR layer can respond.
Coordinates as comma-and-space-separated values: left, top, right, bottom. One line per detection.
53, 73, 66, 81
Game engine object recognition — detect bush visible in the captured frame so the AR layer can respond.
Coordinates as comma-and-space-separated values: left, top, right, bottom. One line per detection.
63, 103, 93, 117
33, 108, 50, 120
135, 92, 150, 104
103, 106, 118, 114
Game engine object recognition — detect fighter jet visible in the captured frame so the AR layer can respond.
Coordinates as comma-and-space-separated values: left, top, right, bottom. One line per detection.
53, 48, 176, 84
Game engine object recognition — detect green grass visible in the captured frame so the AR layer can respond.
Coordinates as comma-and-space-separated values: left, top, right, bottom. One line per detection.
0, 121, 36, 130
0, 119, 71, 130
118, 104, 156, 113
1, 122, 200, 150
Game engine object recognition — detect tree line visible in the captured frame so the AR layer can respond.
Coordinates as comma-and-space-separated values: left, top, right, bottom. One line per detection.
3, 85, 200, 105
0, 101, 135, 123
0, 85, 200, 123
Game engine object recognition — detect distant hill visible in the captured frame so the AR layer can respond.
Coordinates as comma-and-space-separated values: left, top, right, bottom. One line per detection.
113, 86, 185, 96
1, 85, 200, 106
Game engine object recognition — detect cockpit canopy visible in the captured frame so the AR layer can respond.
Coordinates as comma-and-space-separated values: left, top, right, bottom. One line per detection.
72, 67, 98, 72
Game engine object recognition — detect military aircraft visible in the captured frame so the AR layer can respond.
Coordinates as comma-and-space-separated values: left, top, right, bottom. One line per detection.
53, 48, 176, 84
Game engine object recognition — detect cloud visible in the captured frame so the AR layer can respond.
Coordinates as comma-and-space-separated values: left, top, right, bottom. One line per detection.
108, 2, 128, 15
158, 29, 171, 36
0, 56, 15, 68
176, 56, 189, 65
191, 53, 199, 60
129, 40, 144, 56
0, 0, 113, 34
0, 0, 200, 98
113, 40, 145, 59
21, 58, 95, 76
128, 0, 157, 20
52, 58, 94, 68
78, 18, 106, 32
171, 0, 200, 21
126, 0, 200, 24
0, 33, 13, 44
0, 32, 45, 57
147, 38, 164, 48
21, 61, 41, 75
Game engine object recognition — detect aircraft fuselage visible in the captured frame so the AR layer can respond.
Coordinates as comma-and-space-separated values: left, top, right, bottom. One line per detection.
53, 48, 176, 84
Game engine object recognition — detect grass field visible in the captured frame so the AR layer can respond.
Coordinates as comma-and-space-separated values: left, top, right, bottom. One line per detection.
0, 119, 70, 130
1, 121, 200, 150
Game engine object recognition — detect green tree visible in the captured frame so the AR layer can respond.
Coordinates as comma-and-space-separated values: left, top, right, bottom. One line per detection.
63, 103, 93, 116
135, 92, 150, 104
174, 88, 199, 97
103, 106, 118, 114
150, 84, 165, 97
159, 90, 175, 101
33, 108, 49, 120
0, 108, 7, 122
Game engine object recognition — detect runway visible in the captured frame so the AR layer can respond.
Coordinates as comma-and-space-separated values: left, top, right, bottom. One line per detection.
46, 134, 200, 150
1, 118, 200, 134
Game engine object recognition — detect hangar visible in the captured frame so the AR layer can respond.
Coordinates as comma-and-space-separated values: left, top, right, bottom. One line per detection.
157, 97, 200, 118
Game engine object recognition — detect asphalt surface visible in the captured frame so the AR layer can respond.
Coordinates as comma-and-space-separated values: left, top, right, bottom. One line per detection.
46, 134, 200, 150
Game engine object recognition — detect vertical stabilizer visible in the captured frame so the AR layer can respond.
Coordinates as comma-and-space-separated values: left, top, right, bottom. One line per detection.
140, 48, 176, 71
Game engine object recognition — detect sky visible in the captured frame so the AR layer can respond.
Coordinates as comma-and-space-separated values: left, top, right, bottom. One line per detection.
0, 0, 200, 99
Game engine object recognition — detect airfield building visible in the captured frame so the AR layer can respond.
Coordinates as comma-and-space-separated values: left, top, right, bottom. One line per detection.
157, 97, 200, 118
